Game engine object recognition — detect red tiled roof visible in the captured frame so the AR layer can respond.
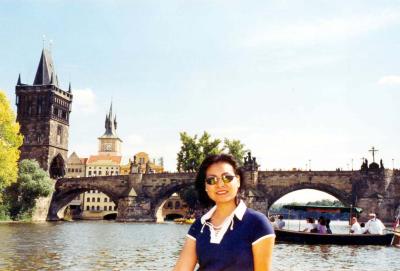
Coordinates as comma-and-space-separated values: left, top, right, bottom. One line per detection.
87, 155, 122, 164
80, 158, 88, 164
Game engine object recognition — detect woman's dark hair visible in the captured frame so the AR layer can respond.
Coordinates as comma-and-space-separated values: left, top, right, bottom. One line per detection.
195, 154, 244, 208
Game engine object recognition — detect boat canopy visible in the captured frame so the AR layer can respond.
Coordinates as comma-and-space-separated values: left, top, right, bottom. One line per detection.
282, 205, 363, 214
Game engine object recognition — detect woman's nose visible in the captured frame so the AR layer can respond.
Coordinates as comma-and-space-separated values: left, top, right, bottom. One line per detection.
216, 178, 225, 187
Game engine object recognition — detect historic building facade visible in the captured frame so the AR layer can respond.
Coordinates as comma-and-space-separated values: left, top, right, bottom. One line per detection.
120, 152, 164, 175
79, 103, 122, 219
162, 193, 189, 220
15, 48, 72, 178
66, 152, 86, 178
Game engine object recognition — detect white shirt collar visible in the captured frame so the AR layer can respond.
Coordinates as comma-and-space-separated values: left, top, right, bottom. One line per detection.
200, 200, 247, 224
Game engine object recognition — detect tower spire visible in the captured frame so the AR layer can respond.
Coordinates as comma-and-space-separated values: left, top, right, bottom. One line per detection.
103, 101, 117, 136
68, 82, 72, 93
33, 48, 58, 86
17, 73, 21, 85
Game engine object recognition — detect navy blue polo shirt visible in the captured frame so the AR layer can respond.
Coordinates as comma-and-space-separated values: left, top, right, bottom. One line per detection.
187, 201, 275, 271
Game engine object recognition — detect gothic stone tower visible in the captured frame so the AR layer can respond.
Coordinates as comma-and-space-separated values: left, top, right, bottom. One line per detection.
15, 48, 73, 179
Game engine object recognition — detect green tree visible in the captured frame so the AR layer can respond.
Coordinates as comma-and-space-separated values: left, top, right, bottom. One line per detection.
223, 138, 248, 166
0, 91, 23, 199
5, 159, 54, 220
178, 184, 198, 211
176, 131, 221, 171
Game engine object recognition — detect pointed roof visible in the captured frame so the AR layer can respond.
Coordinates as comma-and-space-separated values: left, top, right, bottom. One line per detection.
102, 102, 118, 137
17, 74, 21, 85
33, 48, 59, 86
67, 151, 84, 165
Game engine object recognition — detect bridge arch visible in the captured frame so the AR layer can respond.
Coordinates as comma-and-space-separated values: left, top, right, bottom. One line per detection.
152, 181, 194, 222
48, 185, 120, 221
267, 182, 353, 208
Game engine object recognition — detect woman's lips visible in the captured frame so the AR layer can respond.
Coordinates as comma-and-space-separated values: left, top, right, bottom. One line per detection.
216, 190, 228, 195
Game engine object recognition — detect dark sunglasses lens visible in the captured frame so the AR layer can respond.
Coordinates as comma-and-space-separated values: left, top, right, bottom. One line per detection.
222, 175, 235, 183
205, 177, 217, 185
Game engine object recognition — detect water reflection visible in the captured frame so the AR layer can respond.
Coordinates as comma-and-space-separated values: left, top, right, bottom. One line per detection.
0, 221, 397, 271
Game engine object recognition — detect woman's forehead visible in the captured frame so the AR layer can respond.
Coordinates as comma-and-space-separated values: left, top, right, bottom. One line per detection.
206, 162, 235, 174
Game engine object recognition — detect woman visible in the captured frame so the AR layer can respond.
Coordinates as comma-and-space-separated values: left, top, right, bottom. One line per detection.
173, 154, 275, 271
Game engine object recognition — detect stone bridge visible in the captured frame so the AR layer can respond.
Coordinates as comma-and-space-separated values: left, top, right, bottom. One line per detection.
48, 169, 400, 222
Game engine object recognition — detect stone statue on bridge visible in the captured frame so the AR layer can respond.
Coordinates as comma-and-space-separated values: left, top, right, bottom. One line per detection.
243, 152, 259, 171
130, 156, 141, 174
145, 161, 151, 174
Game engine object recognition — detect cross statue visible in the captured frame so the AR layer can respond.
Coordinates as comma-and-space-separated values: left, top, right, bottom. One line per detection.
369, 146, 379, 163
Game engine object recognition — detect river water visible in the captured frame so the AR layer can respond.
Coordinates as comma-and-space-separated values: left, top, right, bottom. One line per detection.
0, 220, 398, 271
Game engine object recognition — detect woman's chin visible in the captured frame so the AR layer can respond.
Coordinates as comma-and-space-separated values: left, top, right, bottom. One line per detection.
211, 195, 235, 204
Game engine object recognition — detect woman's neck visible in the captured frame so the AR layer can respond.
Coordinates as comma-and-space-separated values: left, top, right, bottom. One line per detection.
212, 200, 237, 222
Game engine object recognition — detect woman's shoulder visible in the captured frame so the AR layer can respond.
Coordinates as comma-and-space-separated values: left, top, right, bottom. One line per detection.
244, 208, 270, 223
243, 208, 275, 242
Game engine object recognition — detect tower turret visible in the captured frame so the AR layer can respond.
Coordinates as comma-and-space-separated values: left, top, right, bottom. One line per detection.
15, 47, 72, 179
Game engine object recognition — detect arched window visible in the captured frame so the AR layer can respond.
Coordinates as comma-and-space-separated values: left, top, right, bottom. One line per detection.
56, 125, 63, 145
87, 198, 90, 202
167, 201, 173, 209
97, 206, 100, 211
86, 206, 89, 211
104, 198, 108, 202
175, 201, 181, 209
97, 197, 100, 202
104, 206, 107, 211
37, 97, 43, 115
109, 206, 112, 211
91, 206, 95, 211
27, 99, 32, 115
92, 197, 95, 202
37, 133, 42, 143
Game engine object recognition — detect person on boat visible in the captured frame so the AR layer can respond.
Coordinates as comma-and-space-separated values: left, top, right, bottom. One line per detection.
363, 213, 386, 235
173, 154, 275, 271
276, 215, 285, 229
360, 222, 366, 233
269, 216, 278, 229
302, 217, 316, 233
318, 217, 327, 234
326, 219, 332, 234
349, 217, 362, 234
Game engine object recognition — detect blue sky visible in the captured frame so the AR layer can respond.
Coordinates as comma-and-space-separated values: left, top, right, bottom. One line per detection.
1, 0, 400, 179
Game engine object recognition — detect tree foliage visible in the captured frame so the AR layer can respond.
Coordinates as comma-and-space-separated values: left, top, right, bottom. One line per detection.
0, 91, 23, 197
223, 138, 248, 166
176, 132, 222, 172
176, 131, 248, 172
4, 159, 54, 220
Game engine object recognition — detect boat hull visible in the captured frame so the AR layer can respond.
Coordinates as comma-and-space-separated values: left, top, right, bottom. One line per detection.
275, 229, 394, 245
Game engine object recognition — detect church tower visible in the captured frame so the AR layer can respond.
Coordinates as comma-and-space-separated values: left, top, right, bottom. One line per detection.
98, 102, 122, 156
15, 48, 73, 179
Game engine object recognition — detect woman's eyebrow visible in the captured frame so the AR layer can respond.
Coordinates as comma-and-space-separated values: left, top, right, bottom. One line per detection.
207, 172, 234, 176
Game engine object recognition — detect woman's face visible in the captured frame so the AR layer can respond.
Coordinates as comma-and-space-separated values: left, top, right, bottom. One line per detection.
205, 161, 240, 205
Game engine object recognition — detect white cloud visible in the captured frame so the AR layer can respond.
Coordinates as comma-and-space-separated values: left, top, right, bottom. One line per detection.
72, 88, 97, 114
378, 75, 400, 86
243, 9, 400, 47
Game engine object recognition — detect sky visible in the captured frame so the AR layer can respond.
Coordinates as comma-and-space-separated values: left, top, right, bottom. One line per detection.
1, 1, 399, 202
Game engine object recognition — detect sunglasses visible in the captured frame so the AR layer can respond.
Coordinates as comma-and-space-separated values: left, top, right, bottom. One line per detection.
205, 174, 236, 185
